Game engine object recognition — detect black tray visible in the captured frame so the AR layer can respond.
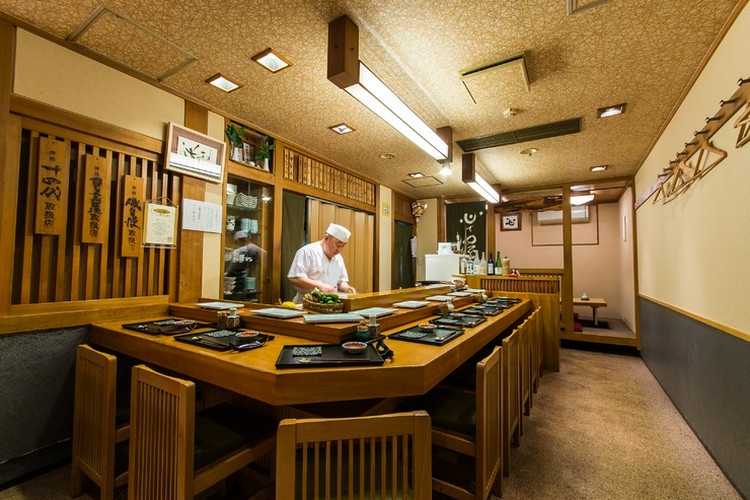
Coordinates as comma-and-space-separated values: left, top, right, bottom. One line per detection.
461, 306, 503, 317
431, 313, 486, 328
488, 297, 522, 305
275, 343, 384, 369
388, 325, 464, 346
122, 318, 212, 335
174, 329, 274, 351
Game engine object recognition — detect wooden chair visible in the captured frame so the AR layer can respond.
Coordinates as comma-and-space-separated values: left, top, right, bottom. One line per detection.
502, 328, 521, 477
71, 344, 130, 500
275, 411, 432, 499
530, 307, 543, 393
128, 364, 276, 499
403, 346, 502, 499
519, 318, 532, 428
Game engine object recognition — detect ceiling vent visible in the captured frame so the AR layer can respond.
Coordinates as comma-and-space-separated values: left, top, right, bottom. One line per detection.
457, 117, 581, 152
460, 53, 529, 104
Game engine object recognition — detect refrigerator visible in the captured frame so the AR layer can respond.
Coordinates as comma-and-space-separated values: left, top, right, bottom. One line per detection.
424, 254, 462, 281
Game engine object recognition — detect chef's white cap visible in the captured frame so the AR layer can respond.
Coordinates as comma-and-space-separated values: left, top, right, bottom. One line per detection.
325, 223, 351, 243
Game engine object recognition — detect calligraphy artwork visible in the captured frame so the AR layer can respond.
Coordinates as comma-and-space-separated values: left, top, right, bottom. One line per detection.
446, 201, 486, 259
34, 137, 69, 235
165, 122, 225, 183
81, 154, 111, 244
121, 175, 144, 257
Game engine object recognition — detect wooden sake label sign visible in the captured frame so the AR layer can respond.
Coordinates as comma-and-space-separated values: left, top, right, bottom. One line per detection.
35, 137, 69, 235
81, 154, 111, 244
121, 174, 144, 257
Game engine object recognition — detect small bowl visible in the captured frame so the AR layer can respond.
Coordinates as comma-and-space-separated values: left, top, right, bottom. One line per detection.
342, 341, 367, 354
236, 331, 259, 338
418, 323, 437, 332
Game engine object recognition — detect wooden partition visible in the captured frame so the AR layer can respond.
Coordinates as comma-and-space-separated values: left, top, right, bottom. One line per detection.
467, 274, 561, 371
1, 97, 178, 333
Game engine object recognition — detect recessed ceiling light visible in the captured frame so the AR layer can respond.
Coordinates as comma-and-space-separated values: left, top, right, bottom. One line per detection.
590, 165, 608, 172
251, 48, 292, 73
597, 103, 626, 118
408, 172, 424, 178
329, 123, 354, 134
520, 148, 538, 156
205, 73, 242, 92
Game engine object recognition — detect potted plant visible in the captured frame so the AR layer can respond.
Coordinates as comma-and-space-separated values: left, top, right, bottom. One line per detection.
255, 135, 274, 171
225, 123, 246, 162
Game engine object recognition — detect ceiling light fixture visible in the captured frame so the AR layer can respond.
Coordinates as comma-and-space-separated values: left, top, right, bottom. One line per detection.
571, 194, 595, 205
520, 147, 538, 156
205, 73, 242, 93
329, 123, 354, 134
462, 153, 500, 204
597, 103, 626, 118
590, 164, 608, 172
252, 48, 292, 73
408, 172, 424, 178
328, 15, 449, 161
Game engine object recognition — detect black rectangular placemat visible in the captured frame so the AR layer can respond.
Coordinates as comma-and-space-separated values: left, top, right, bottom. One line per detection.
275, 343, 384, 368
122, 318, 212, 335
388, 325, 464, 346
174, 329, 274, 351
461, 306, 503, 317
431, 313, 487, 327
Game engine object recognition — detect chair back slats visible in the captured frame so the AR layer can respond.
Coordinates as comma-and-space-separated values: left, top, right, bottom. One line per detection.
129, 365, 195, 500
475, 345, 502, 499
71, 344, 121, 499
502, 328, 521, 476
276, 411, 431, 500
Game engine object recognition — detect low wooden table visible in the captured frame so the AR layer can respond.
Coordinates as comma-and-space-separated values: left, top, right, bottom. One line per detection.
573, 297, 608, 326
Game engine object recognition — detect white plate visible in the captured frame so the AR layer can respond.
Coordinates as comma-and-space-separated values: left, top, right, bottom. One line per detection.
392, 300, 431, 309
303, 313, 364, 323
196, 301, 244, 310
426, 295, 454, 302
251, 307, 306, 319
352, 307, 398, 318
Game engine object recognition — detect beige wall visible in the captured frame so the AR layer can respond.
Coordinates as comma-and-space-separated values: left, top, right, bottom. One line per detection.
415, 198, 438, 282
635, 4, 750, 336
496, 204, 634, 321
378, 186, 393, 291
14, 30, 183, 138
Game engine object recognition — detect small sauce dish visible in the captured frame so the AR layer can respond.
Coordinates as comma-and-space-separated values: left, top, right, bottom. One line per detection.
342, 341, 367, 354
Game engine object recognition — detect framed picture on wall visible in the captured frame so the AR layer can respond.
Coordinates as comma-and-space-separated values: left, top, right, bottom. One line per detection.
501, 213, 522, 231
165, 122, 225, 183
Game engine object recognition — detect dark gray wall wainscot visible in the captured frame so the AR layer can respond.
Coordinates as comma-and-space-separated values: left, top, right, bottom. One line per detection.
640, 298, 750, 498
0, 327, 87, 487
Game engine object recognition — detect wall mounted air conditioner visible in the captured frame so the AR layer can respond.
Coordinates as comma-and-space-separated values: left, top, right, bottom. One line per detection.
535, 206, 589, 225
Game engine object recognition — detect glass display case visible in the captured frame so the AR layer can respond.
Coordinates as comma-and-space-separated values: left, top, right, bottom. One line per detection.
224, 176, 272, 303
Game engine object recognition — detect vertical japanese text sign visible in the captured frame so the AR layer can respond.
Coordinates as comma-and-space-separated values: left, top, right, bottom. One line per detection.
35, 137, 69, 235
81, 154, 111, 244
121, 175, 144, 257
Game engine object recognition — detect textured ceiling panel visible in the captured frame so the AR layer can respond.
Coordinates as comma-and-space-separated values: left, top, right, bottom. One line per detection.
69, 6, 196, 81
0, 0, 742, 200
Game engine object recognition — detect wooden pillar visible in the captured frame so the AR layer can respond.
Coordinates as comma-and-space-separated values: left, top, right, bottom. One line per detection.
177, 102, 208, 302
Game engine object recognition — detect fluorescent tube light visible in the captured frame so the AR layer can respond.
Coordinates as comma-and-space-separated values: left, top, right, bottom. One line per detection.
345, 63, 448, 161
571, 194, 595, 205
